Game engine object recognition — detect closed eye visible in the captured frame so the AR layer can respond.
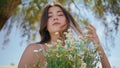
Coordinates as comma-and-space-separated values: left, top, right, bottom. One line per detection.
48, 16, 52, 18
58, 14, 63, 16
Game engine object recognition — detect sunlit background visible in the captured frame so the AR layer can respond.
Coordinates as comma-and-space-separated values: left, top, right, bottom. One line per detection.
0, 0, 120, 68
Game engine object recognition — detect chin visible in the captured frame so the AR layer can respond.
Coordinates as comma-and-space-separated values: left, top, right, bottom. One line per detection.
53, 29, 63, 33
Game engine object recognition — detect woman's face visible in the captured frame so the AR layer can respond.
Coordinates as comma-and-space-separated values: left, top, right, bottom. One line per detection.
47, 6, 67, 34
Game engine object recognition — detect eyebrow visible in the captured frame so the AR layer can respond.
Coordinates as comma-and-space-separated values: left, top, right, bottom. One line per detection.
48, 10, 63, 14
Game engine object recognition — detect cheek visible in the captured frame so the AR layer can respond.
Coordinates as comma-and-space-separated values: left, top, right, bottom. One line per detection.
60, 17, 67, 25
46, 22, 52, 31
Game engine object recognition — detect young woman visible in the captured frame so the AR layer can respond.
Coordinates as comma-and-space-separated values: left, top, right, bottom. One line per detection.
18, 3, 111, 68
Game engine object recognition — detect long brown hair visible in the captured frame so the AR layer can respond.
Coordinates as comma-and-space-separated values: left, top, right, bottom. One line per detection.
39, 3, 81, 44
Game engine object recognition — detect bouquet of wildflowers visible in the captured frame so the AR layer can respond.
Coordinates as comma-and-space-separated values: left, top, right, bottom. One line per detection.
33, 29, 100, 68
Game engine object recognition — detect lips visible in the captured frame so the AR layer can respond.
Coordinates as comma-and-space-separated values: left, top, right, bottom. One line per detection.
53, 22, 60, 26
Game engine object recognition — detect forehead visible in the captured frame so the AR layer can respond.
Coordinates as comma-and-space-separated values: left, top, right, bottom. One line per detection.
48, 6, 62, 13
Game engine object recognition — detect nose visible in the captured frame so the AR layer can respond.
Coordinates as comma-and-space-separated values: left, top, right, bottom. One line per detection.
53, 16, 58, 21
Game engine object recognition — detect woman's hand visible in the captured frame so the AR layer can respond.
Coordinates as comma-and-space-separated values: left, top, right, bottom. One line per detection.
85, 24, 99, 44
86, 24, 111, 68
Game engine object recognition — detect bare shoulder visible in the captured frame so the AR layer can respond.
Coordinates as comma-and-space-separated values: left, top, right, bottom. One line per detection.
18, 43, 45, 68
26, 43, 45, 51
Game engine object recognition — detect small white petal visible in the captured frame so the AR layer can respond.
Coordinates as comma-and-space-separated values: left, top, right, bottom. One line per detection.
33, 50, 39, 52
55, 32, 59, 35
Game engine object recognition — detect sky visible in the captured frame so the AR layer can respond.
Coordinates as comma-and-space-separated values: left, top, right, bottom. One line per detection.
0, 1, 120, 68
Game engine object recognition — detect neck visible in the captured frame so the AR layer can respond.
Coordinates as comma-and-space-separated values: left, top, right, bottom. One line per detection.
51, 33, 58, 42
48, 32, 59, 43
48, 32, 64, 44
